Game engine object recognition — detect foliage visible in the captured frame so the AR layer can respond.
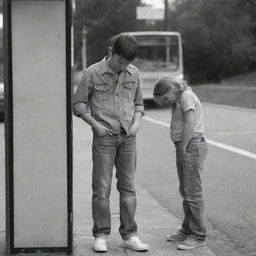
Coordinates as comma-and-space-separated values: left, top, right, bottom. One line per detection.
74, 0, 256, 82
0, 29, 2, 82
74, 0, 141, 68
0, 0, 2, 81
171, 0, 256, 82
0, 0, 255, 83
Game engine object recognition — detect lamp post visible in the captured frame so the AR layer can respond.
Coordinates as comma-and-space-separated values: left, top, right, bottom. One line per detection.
71, 0, 76, 68
164, 0, 169, 31
82, 25, 87, 70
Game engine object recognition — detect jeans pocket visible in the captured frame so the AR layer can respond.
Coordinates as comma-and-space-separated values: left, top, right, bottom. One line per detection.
93, 131, 108, 139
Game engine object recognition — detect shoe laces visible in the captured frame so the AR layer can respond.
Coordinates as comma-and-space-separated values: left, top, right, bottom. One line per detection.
130, 236, 143, 245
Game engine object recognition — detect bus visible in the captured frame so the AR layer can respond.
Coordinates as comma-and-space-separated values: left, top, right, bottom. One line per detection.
111, 31, 184, 99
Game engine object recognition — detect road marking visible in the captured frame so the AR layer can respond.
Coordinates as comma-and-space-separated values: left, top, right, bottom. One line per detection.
208, 131, 256, 135
203, 102, 256, 113
143, 116, 256, 160
143, 116, 170, 128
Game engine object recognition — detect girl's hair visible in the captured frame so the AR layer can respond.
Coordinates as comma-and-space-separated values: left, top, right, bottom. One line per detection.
153, 76, 188, 97
112, 34, 138, 61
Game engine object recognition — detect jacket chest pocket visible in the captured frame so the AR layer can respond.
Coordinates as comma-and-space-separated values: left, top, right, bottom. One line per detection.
123, 82, 136, 101
94, 83, 110, 101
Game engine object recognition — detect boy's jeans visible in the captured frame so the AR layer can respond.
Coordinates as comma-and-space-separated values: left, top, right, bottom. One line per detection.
175, 137, 208, 240
92, 133, 137, 240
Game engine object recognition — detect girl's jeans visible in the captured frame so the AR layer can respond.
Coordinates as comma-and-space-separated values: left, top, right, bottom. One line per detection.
175, 137, 208, 240
92, 133, 137, 240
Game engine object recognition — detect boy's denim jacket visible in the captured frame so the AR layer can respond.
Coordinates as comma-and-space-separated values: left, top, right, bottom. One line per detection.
73, 57, 145, 135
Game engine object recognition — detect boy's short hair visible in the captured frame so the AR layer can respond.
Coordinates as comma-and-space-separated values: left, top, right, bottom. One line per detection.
153, 76, 187, 97
112, 34, 138, 61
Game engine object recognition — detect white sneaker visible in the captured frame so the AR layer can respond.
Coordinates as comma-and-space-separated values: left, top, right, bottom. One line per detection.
93, 237, 107, 252
123, 235, 149, 251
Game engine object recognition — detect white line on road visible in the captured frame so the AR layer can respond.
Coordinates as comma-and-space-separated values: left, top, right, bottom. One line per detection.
143, 116, 256, 160
143, 116, 170, 128
208, 131, 256, 135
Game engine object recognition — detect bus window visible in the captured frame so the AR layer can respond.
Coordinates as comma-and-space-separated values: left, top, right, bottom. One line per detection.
133, 36, 179, 72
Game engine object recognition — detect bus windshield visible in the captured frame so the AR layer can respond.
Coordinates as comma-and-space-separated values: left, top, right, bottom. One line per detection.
133, 35, 179, 72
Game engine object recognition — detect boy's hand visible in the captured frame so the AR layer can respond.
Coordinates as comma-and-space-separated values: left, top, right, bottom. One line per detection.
129, 122, 140, 136
93, 123, 112, 136
179, 143, 188, 161
180, 143, 188, 154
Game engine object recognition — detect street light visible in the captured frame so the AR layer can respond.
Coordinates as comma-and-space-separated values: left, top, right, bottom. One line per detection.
82, 25, 87, 70
164, 0, 169, 31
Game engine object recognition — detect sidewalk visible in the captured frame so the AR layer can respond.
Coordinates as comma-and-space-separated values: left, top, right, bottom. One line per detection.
73, 117, 216, 256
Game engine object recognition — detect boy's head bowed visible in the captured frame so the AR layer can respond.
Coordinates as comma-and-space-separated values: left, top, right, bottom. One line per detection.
112, 34, 138, 61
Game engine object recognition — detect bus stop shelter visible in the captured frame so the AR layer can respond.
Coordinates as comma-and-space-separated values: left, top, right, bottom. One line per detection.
4, 0, 73, 254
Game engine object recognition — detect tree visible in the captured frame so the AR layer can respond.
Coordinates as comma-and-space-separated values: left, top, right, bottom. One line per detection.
74, 0, 141, 69
0, 29, 2, 82
171, 0, 256, 82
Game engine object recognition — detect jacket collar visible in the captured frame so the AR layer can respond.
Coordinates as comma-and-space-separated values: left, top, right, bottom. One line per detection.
99, 56, 132, 75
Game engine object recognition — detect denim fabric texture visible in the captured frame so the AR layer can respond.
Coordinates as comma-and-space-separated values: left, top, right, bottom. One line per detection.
73, 57, 144, 240
92, 133, 137, 239
175, 138, 208, 240
73, 57, 144, 135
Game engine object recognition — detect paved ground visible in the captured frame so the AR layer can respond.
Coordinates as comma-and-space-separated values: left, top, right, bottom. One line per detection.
0, 117, 217, 255
0, 100, 255, 255
138, 102, 256, 256
72, 117, 216, 256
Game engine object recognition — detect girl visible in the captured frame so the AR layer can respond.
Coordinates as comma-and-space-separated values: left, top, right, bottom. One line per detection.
153, 77, 208, 250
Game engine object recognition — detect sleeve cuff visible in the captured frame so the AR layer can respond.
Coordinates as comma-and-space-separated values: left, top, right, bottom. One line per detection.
135, 105, 145, 116
73, 102, 89, 116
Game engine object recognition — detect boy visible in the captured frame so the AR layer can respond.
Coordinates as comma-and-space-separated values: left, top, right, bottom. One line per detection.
153, 76, 208, 250
73, 34, 148, 252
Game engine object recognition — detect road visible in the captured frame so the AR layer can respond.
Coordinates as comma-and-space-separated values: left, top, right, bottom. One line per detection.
0, 102, 256, 255
136, 101, 256, 256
